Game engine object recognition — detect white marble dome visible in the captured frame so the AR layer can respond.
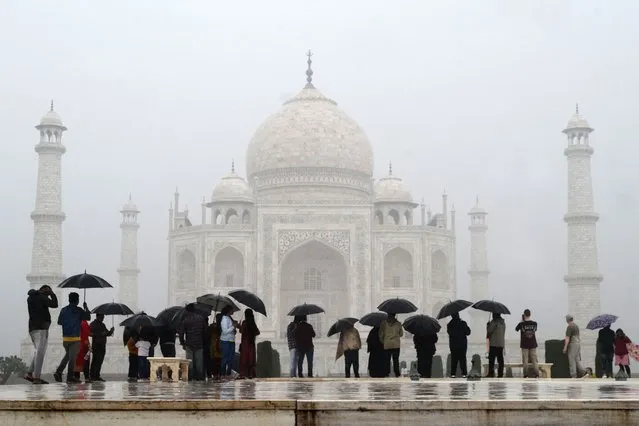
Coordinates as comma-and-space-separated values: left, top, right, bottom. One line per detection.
245, 84, 374, 180
374, 172, 415, 204
122, 196, 139, 212
212, 170, 253, 202
39, 105, 66, 128
565, 111, 591, 130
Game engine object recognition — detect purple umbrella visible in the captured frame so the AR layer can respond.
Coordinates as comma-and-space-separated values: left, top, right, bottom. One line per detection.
586, 314, 618, 330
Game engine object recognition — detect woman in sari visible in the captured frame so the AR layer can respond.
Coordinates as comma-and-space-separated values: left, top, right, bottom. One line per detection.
75, 319, 92, 383
239, 309, 260, 379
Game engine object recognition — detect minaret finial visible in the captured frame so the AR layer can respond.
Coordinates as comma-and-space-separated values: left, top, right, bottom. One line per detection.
231, 159, 235, 173
50, 99, 54, 112
576, 103, 579, 114
305, 50, 314, 86
388, 161, 392, 176
129, 193, 132, 202
476, 195, 479, 205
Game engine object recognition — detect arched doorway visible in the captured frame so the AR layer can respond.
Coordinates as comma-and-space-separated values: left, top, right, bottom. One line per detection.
177, 249, 196, 289
383, 247, 413, 288
214, 247, 244, 288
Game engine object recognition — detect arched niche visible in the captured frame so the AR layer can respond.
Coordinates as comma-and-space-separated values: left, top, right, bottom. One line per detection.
214, 246, 244, 288
431, 250, 449, 289
383, 247, 413, 288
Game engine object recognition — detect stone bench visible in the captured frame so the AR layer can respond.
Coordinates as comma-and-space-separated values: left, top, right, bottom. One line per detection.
148, 357, 191, 382
483, 362, 553, 378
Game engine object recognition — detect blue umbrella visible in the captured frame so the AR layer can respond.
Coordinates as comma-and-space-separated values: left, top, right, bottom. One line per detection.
586, 314, 618, 330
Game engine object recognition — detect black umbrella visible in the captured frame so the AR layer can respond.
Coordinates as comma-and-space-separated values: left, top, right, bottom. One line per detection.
287, 303, 324, 316
91, 302, 135, 328
402, 314, 441, 335
196, 293, 240, 312
327, 317, 359, 337
120, 312, 159, 329
437, 300, 473, 319
228, 289, 267, 316
156, 306, 184, 329
377, 298, 418, 314
359, 312, 388, 327
472, 300, 511, 315
57, 271, 113, 300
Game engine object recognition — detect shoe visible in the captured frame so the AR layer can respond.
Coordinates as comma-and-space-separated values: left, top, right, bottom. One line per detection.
127, 378, 138, 383
32, 378, 49, 385
94, 377, 105, 382
450, 375, 456, 378
23, 375, 34, 383
462, 375, 467, 379
53, 372, 62, 383
66, 378, 82, 384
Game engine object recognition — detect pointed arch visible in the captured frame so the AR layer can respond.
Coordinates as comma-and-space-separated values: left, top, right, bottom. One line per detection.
388, 209, 400, 225
375, 210, 384, 225
383, 247, 413, 288
405, 210, 413, 225
213, 209, 224, 225
242, 210, 251, 224
177, 249, 196, 289
226, 208, 239, 224
214, 246, 244, 288
431, 250, 449, 289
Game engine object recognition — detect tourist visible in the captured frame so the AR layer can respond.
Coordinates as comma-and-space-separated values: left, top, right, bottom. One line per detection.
239, 309, 260, 379
89, 314, 114, 381
204, 318, 213, 379
379, 313, 403, 377
220, 305, 238, 378
54, 292, 90, 384
447, 312, 470, 378
135, 327, 152, 380
414, 330, 438, 378
597, 324, 615, 378
562, 315, 587, 378
286, 316, 301, 377
366, 326, 386, 377
209, 313, 223, 380
75, 317, 92, 383
338, 326, 361, 378
515, 309, 539, 378
486, 313, 506, 378
295, 315, 316, 378
126, 329, 138, 382
178, 303, 208, 381
614, 329, 632, 377
25, 285, 58, 385
159, 327, 177, 357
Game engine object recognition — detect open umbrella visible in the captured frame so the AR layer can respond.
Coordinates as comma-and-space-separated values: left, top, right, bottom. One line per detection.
57, 271, 113, 300
156, 306, 185, 329
437, 300, 473, 319
377, 298, 418, 314
472, 300, 511, 315
287, 303, 324, 316
91, 302, 135, 328
228, 289, 267, 316
327, 317, 359, 337
120, 312, 159, 329
587, 314, 618, 330
359, 312, 388, 327
402, 314, 441, 335
196, 293, 240, 312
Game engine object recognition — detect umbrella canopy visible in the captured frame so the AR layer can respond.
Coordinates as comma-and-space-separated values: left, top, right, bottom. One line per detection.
91, 302, 134, 316
436, 300, 473, 319
196, 294, 240, 312
228, 289, 267, 316
120, 312, 159, 329
156, 306, 184, 329
327, 317, 359, 337
587, 314, 618, 330
287, 303, 324, 317
57, 271, 113, 299
359, 312, 388, 327
472, 300, 511, 315
377, 298, 418, 315
402, 314, 441, 335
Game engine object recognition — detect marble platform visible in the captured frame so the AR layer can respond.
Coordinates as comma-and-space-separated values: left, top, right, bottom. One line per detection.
1, 379, 639, 425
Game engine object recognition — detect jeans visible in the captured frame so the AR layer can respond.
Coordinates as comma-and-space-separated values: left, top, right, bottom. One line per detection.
567, 343, 584, 378
297, 348, 314, 377
185, 347, 204, 380
220, 341, 235, 376
488, 346, 504, 377
289, 349, 298, 377
450, 347, 468, 376
600, 352, 613, 377
60, 341, 80, 381
385, 348, 401, 377
344, 349, 359, 378
128, 354, 138, 379
27, 329, 49, 379
138, 356, 149, 379
90, 344, 106, 379
521, 348, 539, 377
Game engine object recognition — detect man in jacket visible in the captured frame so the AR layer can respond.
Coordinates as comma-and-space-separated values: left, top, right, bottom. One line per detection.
25, 285, 58, 384
178, 303, 208, 380
515, 309, 539, 378
89, 314, 114, 381
486, 313, 506, 378
295, 316, 316, 378
447, 312, 471, 378
597, 324, 615, 378
338, 327, 362, 378
55, 292, 91, 383
286, 316, 301, 377
414, 331, 438, 378
379, 313, 403, 377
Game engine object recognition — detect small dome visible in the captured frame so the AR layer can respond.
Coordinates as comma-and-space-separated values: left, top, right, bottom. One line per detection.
374, 166, 415, 204
469, 197, 486, 214
564, 106, 591, 131
38, 102, 66, 129
121, 195, 139, 212
212, 169, 253, 203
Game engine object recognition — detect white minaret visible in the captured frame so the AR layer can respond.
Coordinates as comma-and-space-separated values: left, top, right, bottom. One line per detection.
26, 101, 67, 289
468, 197, 489, 343
118, 195, 140, 311
562, 105, 602, 329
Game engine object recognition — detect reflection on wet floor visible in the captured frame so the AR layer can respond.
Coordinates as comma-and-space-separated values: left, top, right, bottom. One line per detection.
1, 380, 639, 401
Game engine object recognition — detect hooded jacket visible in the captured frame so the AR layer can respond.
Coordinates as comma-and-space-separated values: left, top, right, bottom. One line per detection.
487, 317, 506, 348
57, 303, 91, 342
379, 318, 403, 350
27, 289, 58, 331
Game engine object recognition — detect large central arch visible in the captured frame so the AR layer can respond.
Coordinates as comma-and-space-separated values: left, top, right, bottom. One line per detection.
279, 240, 348, 338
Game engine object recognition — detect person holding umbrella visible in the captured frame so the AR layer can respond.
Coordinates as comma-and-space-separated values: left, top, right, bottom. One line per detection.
486, 313, 506, 378
379, 313, 404, 377
54, 292, 91, 383
89, 314, 114, 382
447, 313, 471, 378
295, 315, 316, 378
334, 321, 361, 378
220, 305, 239, 378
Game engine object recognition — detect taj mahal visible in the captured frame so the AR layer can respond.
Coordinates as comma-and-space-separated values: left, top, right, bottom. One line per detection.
22, 53, 603, 375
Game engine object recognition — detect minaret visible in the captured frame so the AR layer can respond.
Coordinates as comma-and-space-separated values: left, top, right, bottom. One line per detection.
468, 197, 489, 343
562, 105, 602, 328
118, 195, 140, 311
26, 101, 67, 289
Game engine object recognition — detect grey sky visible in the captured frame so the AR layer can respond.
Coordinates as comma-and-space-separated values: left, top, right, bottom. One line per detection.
2, 0, 638, 355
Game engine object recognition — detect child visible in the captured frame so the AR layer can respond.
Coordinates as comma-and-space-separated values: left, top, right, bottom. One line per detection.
126, 333, 138, 382
615, 329, 632, 377
136, 328, 152, 380
209, 314, 223, 380
75, 319, 92, 383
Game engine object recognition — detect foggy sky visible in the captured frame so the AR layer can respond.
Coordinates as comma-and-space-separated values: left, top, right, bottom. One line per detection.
2, 0, 639, 355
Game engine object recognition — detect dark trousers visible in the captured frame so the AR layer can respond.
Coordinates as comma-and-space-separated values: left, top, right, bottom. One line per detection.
619, 364, 631, 376
344, 349, 359, 378
488, 346, 504, 377
297, 348, 314, 378
450, 347, 468, 376
160, 343, 176, 357
416, 350, 434, 378
385, 348, 401, 377
90, 345, 106, 379
599, 352, 613, 377
128, 354, 138, 379
138, 356, 149, 379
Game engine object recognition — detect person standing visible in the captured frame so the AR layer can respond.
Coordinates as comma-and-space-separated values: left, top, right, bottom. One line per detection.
239, 309, 260, 379
562, 315, 587, 378
135, 328, 152, 380
159, 327, 177, 357
55, 292, 90, 384
286, 316, 300, 377
220, 305, 238, 378
89, 314, 114, 381
338, 326, 361, 378
367, 326, 386, 378
379, 313, 403, 377
209, 313, 224, 380
25, 285, 58, 385
614, 329, 632, 377
515, 309, 539, 378
597, 324, 615, 378
75, 318, 92, 383
486, 313, 506, 378
178, 303, 208, 381
295, 315, 316, 378
125, 330, 139, 382
447, 312, 470, 378
414, 331, 438, 378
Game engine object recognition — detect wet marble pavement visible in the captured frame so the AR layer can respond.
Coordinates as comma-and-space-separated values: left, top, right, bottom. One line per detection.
1, 379, 639, 402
